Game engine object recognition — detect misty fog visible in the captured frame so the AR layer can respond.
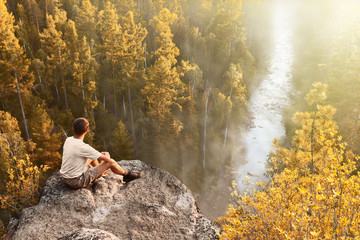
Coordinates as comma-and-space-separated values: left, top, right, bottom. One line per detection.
196, 0, 360, 219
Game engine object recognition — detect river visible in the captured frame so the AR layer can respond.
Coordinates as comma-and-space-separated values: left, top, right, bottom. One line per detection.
196, 1, 297, 219
197, 0, 360, 220
235, 1, 295, 192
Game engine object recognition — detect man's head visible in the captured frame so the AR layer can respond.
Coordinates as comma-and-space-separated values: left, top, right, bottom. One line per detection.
73, 118, 89, 136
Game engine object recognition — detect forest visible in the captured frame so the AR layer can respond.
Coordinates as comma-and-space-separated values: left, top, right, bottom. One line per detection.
0, 0, 254, 233
1, 0, 360, 238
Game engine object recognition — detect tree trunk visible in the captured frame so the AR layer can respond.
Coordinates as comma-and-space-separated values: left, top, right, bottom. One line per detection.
45, 0, 48, 18
14, 73, 31, 140
223, 122, 229, 149
228, 39, 232, 58
203, 84, 210, 170
127, 77, 138, 158
63, 86, 69, 109
223, 75, 233, 149
80, 78, 88, 118
0, 88, 5, 110
138, 0, 141, 11
310, 107, 319, 174
351, 100, 360, 147
58, 49, 68, 109
122, 97, 126, 116
55, 84, 60, 102
144, 45, 147, 69
36, 18, 40, 34
113, 83, 117, 118
18, 23, 44, 93
112, 64, 117, 119
92, 95, 96, 123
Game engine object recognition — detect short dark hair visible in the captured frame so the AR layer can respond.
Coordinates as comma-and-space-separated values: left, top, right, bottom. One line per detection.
73, 118, 89, 135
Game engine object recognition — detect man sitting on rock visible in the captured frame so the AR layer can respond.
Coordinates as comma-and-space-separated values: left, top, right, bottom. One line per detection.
60, 117, 142, 189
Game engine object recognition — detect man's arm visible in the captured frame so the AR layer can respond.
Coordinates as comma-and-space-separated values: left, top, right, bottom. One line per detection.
98, 152, 112, 162
90, 152, 110, 167
91, 152, 113, 174
90, 159, 100, 167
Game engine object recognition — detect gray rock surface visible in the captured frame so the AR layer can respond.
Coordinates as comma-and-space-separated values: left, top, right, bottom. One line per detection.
59, 228, 120, 240
11, 160, 221, 239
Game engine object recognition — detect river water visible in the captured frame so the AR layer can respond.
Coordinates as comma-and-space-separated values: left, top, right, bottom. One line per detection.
235, 1, 295, 192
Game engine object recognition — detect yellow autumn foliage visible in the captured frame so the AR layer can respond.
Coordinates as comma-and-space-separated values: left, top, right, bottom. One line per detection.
218, 130, 360, 239
218, 129, 360, 239
217, 83, 360, 239
0, 155, 49, 215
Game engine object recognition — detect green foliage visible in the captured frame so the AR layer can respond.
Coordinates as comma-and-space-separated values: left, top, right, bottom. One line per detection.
28, 103, 62, 170
93, 104, 116, 150
39, 14, 68, 106
143, 8, 193, 138
109, 121, 134, 160
74, 0, 96, 41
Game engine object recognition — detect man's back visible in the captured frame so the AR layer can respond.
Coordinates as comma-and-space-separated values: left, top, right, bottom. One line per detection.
60, 136, 101, 179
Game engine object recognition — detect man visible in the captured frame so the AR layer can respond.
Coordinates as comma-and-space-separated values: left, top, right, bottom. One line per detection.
60, 118, 142, 189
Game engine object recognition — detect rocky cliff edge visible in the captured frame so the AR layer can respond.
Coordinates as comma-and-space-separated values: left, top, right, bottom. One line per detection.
8, 160, 220, 240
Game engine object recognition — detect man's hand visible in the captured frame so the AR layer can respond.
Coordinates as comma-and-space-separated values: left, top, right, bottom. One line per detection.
101, 152, 110, 158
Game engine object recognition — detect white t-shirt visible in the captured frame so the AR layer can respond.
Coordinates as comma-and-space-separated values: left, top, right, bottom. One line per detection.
60, 137, 102, 178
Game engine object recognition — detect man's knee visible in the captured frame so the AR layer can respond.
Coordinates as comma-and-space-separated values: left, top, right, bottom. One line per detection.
103, 159, 116, 167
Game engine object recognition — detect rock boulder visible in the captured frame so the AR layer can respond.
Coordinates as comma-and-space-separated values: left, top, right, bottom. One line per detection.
11, 160, 220, 239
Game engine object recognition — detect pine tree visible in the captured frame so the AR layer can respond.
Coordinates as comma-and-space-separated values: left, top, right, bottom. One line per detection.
94, 104, 116, 150
72, 36, 98, 118
16, 4, 46, 95
28, 102, 62, 170
74, 0, 96, 42
120, 11, 147, 158
96, 1, 123, 117
141, 8, 194, 168
63, 18, 98, 120
17, 0, 44, 33
142, 8, 193, 136
37, 0, 62, 18
16, 3, 41, 53
0, 0, 33, 140
221, 63, 247, 148
268, 82, 337, 177
39, 14, 69, 108
109, 121, 134, 160
111, 0, 138, 20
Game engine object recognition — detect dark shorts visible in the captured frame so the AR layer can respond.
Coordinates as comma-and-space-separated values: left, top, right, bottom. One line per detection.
62, 167, 101, 189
